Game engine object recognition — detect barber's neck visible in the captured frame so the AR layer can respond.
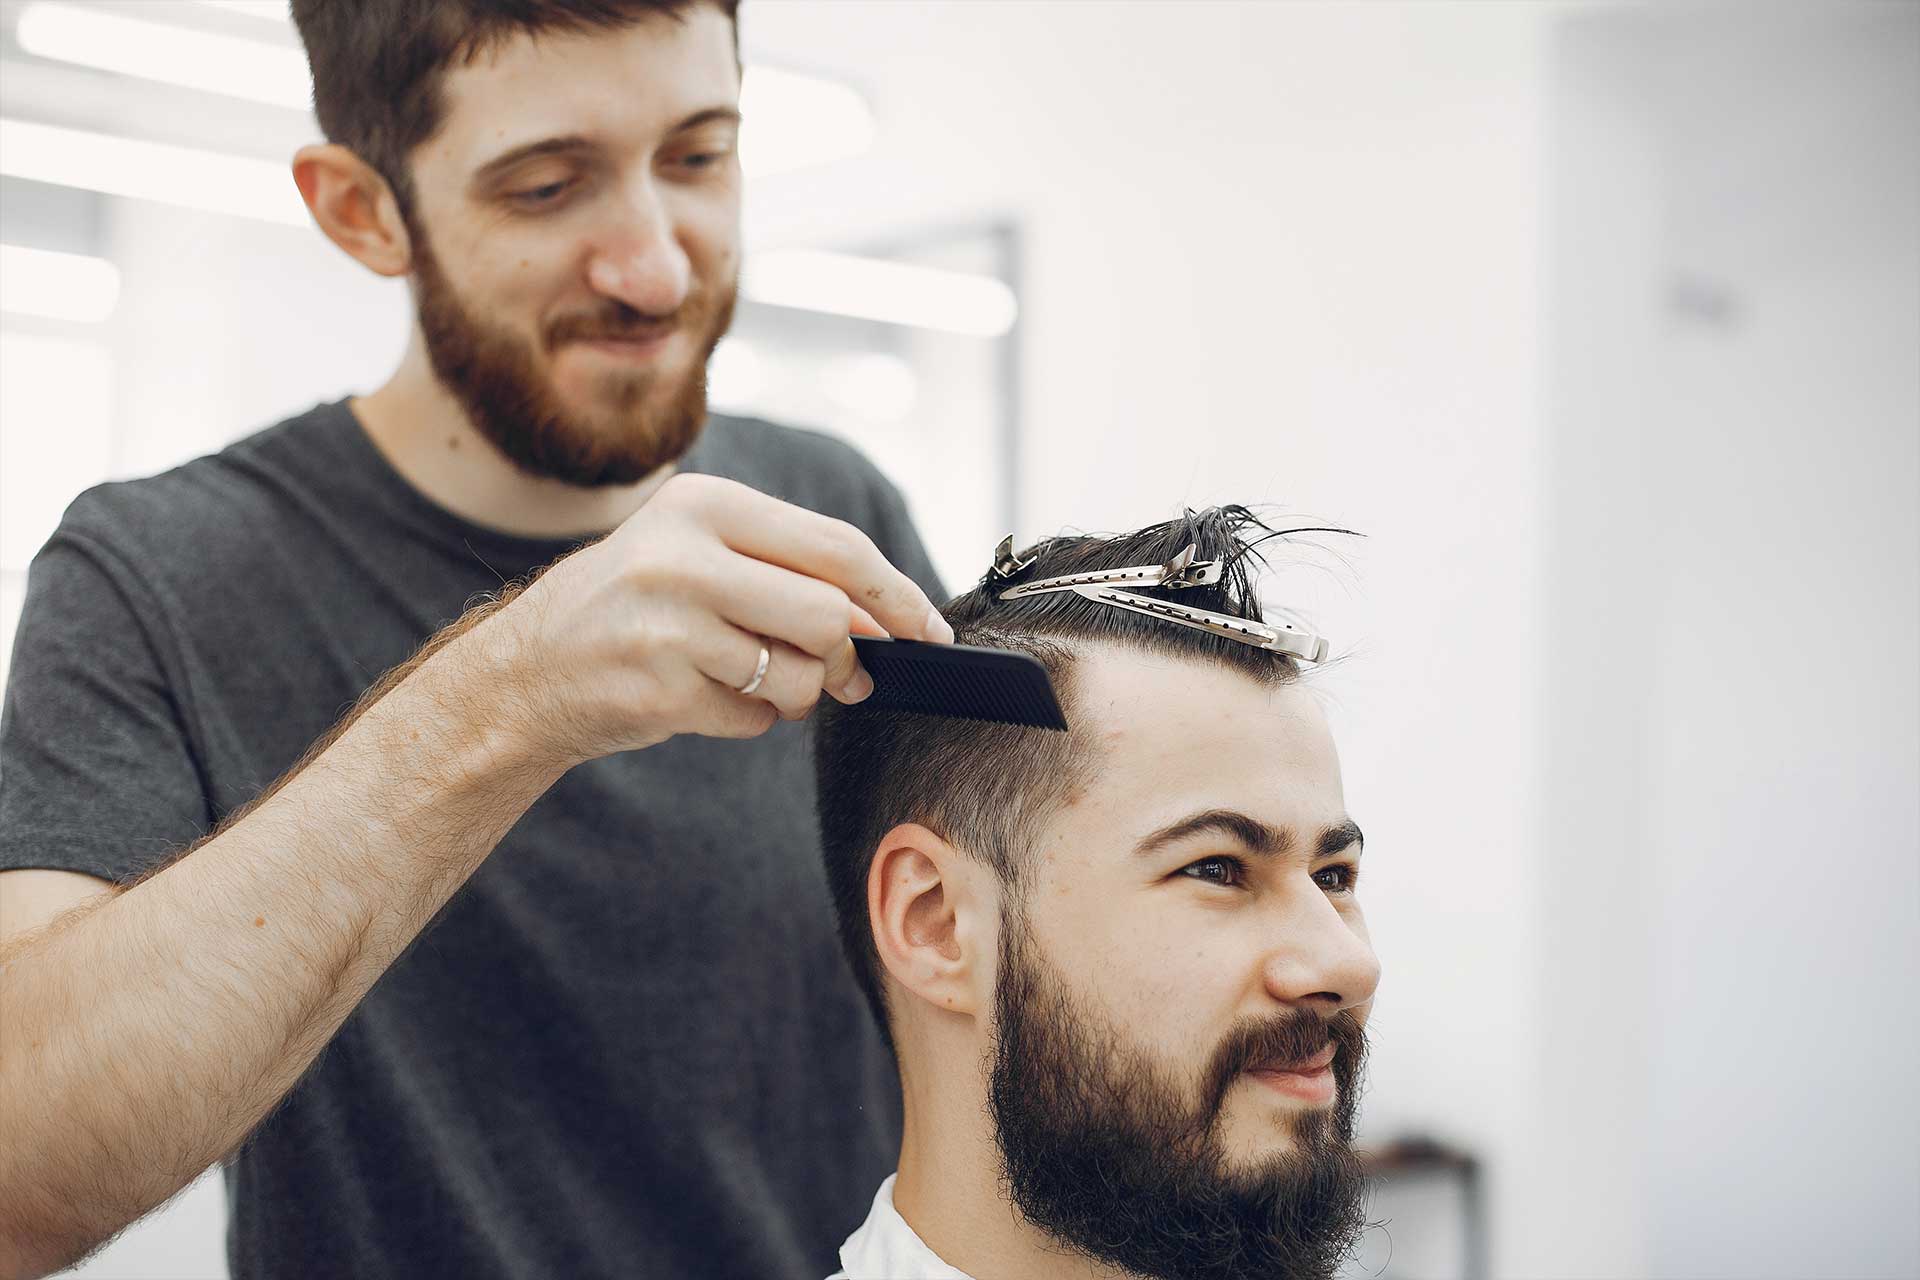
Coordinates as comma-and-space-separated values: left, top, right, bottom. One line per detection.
351, 333, 676, 541
893, 1037, 1130, 1280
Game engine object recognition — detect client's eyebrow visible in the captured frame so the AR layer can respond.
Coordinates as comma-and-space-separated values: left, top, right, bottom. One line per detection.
1133, 810, 1365, 860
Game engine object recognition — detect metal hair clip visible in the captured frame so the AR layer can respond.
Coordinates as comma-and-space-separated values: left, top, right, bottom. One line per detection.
1070, 585, 1331, 663
997, 542, 1225, 602
989, 535, 1038, 583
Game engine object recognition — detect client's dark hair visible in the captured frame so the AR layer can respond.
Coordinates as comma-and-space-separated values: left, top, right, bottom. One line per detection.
812, 506, 1343, 1050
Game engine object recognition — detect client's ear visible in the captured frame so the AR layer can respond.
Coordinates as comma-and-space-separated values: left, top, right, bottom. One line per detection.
869, 823, 989, 1019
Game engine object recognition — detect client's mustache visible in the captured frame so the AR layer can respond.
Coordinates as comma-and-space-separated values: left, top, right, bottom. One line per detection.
1200, 1007, 1368, 1119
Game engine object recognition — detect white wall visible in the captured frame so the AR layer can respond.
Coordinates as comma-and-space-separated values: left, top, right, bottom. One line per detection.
1534, 5, 1920, 1277
103, 202, 408, 478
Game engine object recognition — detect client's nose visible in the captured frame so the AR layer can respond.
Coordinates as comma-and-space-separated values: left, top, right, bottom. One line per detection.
1256, 889, 1380, 1016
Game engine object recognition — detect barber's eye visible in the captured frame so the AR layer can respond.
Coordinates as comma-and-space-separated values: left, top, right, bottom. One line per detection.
671, 148, 733, 175
510, 180, 574, 208
1179, 856, 1246, 888
1314, 864, 1359, 894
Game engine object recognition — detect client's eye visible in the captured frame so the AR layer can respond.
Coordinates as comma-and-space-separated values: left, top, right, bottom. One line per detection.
1179, 855, 1247, 888
1314, 864, 1359, 894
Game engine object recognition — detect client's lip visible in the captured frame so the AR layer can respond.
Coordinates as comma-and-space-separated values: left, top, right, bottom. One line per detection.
1254, 1042, 1337, 1075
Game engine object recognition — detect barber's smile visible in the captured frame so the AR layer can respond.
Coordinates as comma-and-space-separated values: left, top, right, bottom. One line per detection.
1244, 1042, 1338, 1104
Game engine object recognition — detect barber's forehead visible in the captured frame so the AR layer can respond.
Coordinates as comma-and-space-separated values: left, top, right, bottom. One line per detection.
433, 9, 740, 167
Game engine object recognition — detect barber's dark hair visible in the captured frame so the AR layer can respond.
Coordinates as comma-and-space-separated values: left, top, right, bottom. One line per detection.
812, 506, 1351, 1049
290, 0, 740, 213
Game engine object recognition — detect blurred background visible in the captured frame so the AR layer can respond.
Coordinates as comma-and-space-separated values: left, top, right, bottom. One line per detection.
1, 1, 1914, 1277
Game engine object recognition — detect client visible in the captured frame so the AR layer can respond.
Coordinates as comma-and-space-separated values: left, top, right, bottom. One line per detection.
813, 507, 1381, 1280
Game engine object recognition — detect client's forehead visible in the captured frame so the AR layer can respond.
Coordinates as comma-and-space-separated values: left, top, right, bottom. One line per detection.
1045, 645, 1345, 865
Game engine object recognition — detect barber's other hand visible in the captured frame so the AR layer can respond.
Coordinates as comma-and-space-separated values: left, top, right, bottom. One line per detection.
474, 474, 952, 763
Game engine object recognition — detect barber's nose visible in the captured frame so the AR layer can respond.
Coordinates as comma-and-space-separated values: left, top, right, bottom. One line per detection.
586, 185, 691, 316
1259, 892, 1380, 1015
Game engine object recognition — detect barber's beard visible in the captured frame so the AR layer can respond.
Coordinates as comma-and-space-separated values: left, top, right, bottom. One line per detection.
410, 222, 736, 488
987, 913, 1373, 1280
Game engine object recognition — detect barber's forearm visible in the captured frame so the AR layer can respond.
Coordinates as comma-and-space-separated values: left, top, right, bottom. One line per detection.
0, 617, 566, 1277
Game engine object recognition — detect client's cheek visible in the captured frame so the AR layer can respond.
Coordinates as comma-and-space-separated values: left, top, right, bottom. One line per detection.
1107, 936, 1217, 1003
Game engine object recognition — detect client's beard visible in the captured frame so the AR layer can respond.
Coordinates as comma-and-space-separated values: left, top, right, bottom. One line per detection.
987, 912, 1373, 1280
409, 217, 736, 488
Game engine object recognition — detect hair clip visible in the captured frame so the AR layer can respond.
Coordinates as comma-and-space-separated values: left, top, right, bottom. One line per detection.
1070, 585, 1331, 663
989, 534, 1039, 583
996, 542, 1225, 602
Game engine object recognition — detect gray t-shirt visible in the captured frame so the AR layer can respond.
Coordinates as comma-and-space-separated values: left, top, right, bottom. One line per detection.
0, 402, 943, 1279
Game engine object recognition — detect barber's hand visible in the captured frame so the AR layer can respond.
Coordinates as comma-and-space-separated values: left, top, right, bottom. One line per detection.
487, 474, 952, 763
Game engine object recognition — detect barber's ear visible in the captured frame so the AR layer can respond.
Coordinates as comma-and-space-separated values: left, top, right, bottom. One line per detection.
292, 143, 412, 277
869, 823, 989, 1020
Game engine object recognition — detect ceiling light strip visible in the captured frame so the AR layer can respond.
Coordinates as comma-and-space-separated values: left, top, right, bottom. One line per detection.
17, 2, 311, 111
0, 119, 309, 226
743, 249, 1018, 337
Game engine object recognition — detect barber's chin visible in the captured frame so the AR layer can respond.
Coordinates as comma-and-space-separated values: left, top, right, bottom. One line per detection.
552, 360, 671, 410
550, 332, 680, 385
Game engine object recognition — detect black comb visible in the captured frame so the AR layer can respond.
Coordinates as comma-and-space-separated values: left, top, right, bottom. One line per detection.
850, 636, 1068, 730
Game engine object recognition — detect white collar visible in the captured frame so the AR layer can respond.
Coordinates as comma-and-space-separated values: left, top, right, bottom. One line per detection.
830, 1173, 975, 1280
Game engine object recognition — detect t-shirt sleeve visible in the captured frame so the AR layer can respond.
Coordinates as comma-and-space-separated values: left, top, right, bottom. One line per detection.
0, 532, 213, 884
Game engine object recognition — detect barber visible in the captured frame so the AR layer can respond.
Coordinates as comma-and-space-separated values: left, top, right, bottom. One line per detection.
0, 2, 951, 1277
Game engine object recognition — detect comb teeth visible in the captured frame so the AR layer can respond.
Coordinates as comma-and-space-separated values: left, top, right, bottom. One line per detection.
851, 636, 1068, 730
